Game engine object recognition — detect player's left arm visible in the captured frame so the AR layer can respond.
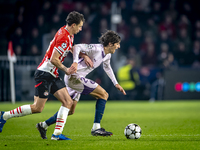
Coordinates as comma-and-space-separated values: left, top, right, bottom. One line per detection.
80, 53, 93, 68
72, 44, 94, 67
71, 46, 93, 67
103, 57, 126, 95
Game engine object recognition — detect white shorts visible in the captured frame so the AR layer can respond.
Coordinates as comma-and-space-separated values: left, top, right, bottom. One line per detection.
64, 74, 98, 101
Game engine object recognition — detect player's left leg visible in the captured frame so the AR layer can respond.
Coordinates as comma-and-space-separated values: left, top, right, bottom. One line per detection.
36, 100, 78, 139
51, 87, 73, 140
0, 111, 6, 133
64, 75, 112, 136
0, 96, 47, 133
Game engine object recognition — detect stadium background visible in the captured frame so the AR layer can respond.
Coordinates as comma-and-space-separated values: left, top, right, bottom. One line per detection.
0, 0, 200, 102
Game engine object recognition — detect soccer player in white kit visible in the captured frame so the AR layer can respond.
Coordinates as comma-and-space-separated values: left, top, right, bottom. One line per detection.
36, 30, 126, 138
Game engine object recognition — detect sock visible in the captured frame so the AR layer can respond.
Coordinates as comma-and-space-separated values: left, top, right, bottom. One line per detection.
92, 99, 107, 130
45, 111, 58, 126
3, 105, 32, 120
41, 121, 48, 130
53, 106, 69, 135
92, 123, 101, 131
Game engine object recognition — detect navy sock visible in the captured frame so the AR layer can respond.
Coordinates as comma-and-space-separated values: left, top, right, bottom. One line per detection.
94, 99, 107, 123
45, 111, 58, 126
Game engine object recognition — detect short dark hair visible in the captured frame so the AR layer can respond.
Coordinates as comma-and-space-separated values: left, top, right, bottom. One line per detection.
66, 11, 85, 26
99, 30, 121, 47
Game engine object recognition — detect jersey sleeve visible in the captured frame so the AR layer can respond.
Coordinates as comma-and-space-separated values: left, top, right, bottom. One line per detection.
73, 44, 94, 63
103, 55, 119, 86
54, 35, 69, 55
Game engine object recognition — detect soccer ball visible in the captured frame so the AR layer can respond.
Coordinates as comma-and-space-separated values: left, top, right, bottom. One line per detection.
124, 123, 142, 139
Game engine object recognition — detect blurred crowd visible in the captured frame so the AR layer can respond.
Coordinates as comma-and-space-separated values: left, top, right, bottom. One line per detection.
118, 0, 200, 69
3, 0, 200, 101
6, 0, 200, 69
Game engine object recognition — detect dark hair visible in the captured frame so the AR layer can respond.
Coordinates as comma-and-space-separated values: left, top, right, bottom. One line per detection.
66, 11, 85, 26
99, 30, 121, 47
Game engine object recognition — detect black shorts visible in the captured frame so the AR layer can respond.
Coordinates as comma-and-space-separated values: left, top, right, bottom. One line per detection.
34, 70, 65, 98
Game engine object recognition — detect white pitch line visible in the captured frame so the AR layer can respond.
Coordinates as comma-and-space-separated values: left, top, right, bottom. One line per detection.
3, 134, 200, 138
143, 134, 200, 137
68, 134, 200, 137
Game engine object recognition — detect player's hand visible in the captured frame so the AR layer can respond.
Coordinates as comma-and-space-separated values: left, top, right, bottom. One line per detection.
83, 55, 93, 68
66, 62, 77, 75
115, 84, 126, 95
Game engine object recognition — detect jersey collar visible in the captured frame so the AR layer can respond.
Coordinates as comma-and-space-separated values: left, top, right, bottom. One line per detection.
102, 50, 106, 58
64, 26, 73, 37
101, 44, 106, 58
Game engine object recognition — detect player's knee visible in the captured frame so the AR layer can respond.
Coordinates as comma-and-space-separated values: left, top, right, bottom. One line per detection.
105, 92, 109, 100
62, 98, 73, 108
34, 106, 44, 113
31, 105, 43, 113
35, 109, 43, 113
102, 91, 109, 100
68, 99, 73, 106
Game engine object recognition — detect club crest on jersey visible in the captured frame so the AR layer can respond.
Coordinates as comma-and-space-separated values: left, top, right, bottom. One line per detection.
44, 91, 49, 96
62, 43, 67, 49
87, 44, 93, 49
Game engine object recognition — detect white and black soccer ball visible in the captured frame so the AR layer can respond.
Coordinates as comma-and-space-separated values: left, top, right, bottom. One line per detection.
124, 123, 142, 139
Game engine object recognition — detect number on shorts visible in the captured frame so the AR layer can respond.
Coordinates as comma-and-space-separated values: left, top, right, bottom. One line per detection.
80, 77, 88, 83
80, 77, 95, 84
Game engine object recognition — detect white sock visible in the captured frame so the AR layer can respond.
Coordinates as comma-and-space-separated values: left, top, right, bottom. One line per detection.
42, 121, 48, 130
92, 123, 101, 131
53, 106, 69, 135
3, 105, 32, 120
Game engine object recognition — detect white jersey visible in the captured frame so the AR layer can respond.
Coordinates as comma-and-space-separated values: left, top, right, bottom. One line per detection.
73, 44, 118, 85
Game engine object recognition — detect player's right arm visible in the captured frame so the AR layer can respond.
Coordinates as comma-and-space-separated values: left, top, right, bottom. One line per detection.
50, 49, 76, 75
103, 56, 126, 95
115, 84, 126, 95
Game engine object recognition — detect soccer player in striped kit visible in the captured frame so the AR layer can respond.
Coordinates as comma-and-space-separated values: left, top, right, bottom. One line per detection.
36, 30, 126, 139
0, 11, 85, 140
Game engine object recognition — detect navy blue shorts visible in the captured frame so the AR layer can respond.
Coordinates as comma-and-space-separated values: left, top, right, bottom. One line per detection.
34, 70, 65, 98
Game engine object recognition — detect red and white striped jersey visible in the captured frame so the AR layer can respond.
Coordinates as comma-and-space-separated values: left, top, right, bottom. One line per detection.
37, 26, 74, 77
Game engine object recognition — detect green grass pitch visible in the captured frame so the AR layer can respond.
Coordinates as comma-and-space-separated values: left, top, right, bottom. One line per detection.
0, 100, 200, 150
